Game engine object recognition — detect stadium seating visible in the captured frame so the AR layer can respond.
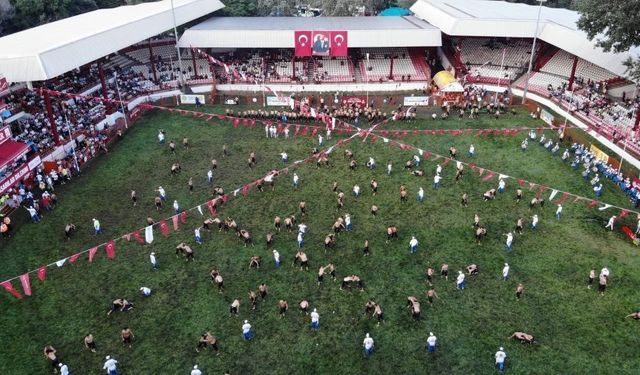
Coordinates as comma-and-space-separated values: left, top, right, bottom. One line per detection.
359, 48, 428, 82
539, 50, 617, 83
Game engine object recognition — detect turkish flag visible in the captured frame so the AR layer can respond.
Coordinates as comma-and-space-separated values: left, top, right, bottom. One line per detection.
180, 211, 188, 224
105, 240, 116, 259
133, 230, 145, 245
19, 273, 31, 296
172, 215, 179, 231
88, 247, 98, 263
0, 280, 22, 299
159, 220, 170, 236
37, 266, 47, 281
294, 31, 312, 57
69, 253, 81, 263
331, 31, 348, 56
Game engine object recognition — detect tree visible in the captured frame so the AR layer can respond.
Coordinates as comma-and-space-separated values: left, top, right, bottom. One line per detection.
576, 0, 640, 82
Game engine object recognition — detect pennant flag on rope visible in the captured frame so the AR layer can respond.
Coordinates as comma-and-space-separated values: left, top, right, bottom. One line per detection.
536, 185, 546, 198
172, 215, 179, 231
517, 179, 525, 186
528, 182, 536, 190
180, 211, 188, 224
548, 189, 559, 201
19, 273, 31, 296
145, 225, 154, 244
586, 200, 599, 209
207, 200, 217, 216
598, 204, 613, 211
477, 167, 485, 176
572, 196, 582, 203
482, 171, 496, 181
197, 205, 204, 216
88, 247, 98, 262
222, 194, 230, 204
1, 280, 22, 299
423, 151, 431, 160
69, 253, 81, 263
441, 158, 451, 167
242, 184, 251, 197
123, 233, 131, 241
556, 192, 572, 204
159, 220, 170, 236
105, 240, 116, 259
37, 266, 47, 281
498, 174, 509, 180
133, 230, 145, 245
56, 258, 67, 267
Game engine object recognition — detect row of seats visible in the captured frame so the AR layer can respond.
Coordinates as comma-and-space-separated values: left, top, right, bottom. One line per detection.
539, 49, 617, 83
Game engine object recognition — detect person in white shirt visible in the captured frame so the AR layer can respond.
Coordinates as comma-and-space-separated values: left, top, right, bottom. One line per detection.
495, 347, 507, 373
139, 287, 152, 297
194, 227, 202, 244
298, 222, 307, 234
426, 332, 437, 353
352, 184, 360, 197
310, 308, 320, 331
504, 232, 514, 251
363, 333, 374, 357
26, 206, 40, 223
468, 144, 475, 157
433, 174, 442, 189
605, 215, 616, 231
157, 186, 166, 201
149, 252, 157, 271
498, 179, 506, 193
58, 363, 70, 375
531, 214, 539, 230
280, 152, 288, 163
413, 154, 420, 167
93, 218, 102, 234
555, 204, 563, 220
173, 200, 180, 214
456, 271, 465, 290
345, 214, 352, 231
265, 124, 270, 138
600, 267, 610, 279
293, 173, 300, 189
387, 161, 393, 175
103, 355, 118, 375
436, 164, 442, 175
242, 320, 253, 341
417, 187, 425, 203
367, 157, 376, 169
190, 365, 202, 375
272, 249, 281, 268
318, 135, 324, 146
502, 263, 510, 281
297, 232, 304, 248
158, 131, 165, 144
207, 169, 213, 184
409, 236, 418, 254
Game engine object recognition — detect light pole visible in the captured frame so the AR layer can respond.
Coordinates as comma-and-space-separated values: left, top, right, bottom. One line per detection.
365, 53, 370, 107
170, 0, 185, 88
494, 48, 506, 106
521, 0, 547, 104
114, 72, 129, 129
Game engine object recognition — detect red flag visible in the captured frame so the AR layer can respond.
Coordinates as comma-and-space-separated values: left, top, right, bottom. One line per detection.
482, 171, 496, 181
172, 215, 179, 231
19, 273, 31, 296
413, 130, 419, 137
180, 211, 188, 224
477, 168, 485, 176
587, 200, 599, 209
105, 240, 116, 259
442, 158, 451, 167
133, 230, 145, 245
88, 247, 98, 263
330, 31, 348, 57
517, 179, 525, 186
619, 209, 629, 218
233, 118, 240, 128
370, 135, 378, 143
0, 280, 22, 299
556, 192, 571, 204
536, 185, 546, 198
242, 184, 251, 197
207, 199, 217, 216
159, 220, 170, 236
37, 266, 47, 281
69, 253, 81, 263
302, 127, 309, 136
423, 151, 431, 160
294, 31, 312, 57
312, 128, 318, 137
222, 194, 230, 204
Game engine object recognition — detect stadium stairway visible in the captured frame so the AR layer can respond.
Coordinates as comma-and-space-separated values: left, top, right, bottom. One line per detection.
409, 48, 431, 81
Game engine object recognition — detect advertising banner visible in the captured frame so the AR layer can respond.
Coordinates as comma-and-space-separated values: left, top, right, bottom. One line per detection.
589, 144, 609, 163
266, 96, 292, 107
403, 96, 430, 106
540, 109, 555, 126
341, 96, 367, 106
0, 125, 11, 144
179, 94, 205, 105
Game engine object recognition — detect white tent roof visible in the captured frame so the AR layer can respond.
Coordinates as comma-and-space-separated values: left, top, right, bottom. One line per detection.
0, 0, 225, 83
410, 0, 640, 80
178, 16, 442, 48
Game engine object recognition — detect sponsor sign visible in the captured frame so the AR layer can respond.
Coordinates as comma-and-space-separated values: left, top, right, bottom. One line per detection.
266, 96, 292, 107
540, 109, 555, 126
341, 96, 367, 106
403, 96, 430, 106
179, 94, 206, 105
0, 164, 30, 194
0, 126, 11, 144
589, 144, 609, 163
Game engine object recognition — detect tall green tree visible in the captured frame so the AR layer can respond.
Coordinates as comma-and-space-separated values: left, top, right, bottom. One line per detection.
576, 0, 640, 82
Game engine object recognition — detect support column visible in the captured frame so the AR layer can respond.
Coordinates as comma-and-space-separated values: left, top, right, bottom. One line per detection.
567, 55, 579, 91
389, 54, 394, 80
98, 62, 108, 101
292, 55, 296, 81
191, 50, 198, 79
148, 41, 158, 83
634, 108, 640, 132
43, 89, 60, 146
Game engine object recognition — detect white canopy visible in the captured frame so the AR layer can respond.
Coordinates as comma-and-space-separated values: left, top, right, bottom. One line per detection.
0, 0, 225, 83
410, 0, 640, 80
179, 16, 442, 49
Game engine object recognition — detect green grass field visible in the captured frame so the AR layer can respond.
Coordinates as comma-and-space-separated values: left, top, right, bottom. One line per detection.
1, 105, 639, 375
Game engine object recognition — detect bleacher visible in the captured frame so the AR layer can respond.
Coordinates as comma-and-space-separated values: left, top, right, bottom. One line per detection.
459, 38, 531, 82
539, 50, 618, 83
359, 48, 427, 82
313, 58, 353, 82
